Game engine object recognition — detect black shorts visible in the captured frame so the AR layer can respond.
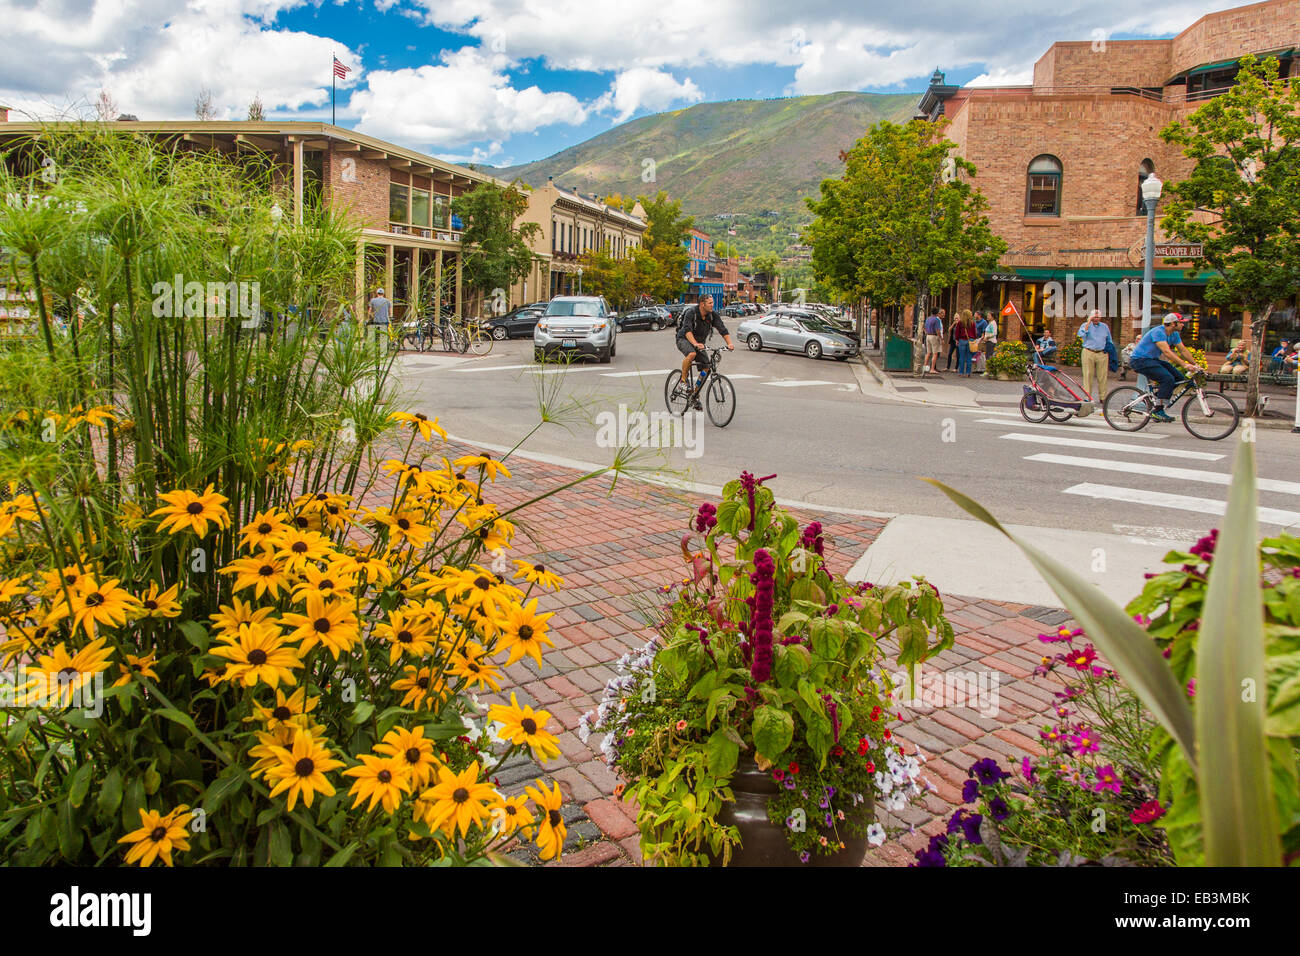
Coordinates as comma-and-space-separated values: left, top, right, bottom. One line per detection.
676, 337, 698, 358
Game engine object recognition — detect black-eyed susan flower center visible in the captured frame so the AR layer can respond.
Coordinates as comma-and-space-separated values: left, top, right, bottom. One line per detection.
377, 769, 392, 783
294, 516, 309, 528
397, 518, 411, 530
58, 666, 79, 679
452, 787, 469, 803
416, 676, 429, 689
258, 564, 274, 577
467, 661, 481, 673
150, 826, 167, 842
548, 809, 562, 827
257, 523, 272, 534
272, 706, 292, 721
405, 747, 420, 763
518, 625, 534, 641
291, 541, 308, 553
534, 564, 545, 573
505, 805, 517, 816
294, 757, 315, 777
248, 649, 268, 666
521, 718, 537, 735
313, 618, 331, 633
315, 493, 328, 501
86, 592, 105, 607
144, 600, 158, 610
186, 502, 204, 515
397, 630, 413, 643
474, 576, 491, 590
415, 413, 428, 421
64, 573, 78, 585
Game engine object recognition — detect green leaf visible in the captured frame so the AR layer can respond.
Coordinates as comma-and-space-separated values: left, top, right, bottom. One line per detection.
1195, 443, 1281, 866
268, 820, 294, 866
706, 728, 740, 777
323, 841, 360, 867
922, 476, 1198, 770
67, 763, 93, 808
349, 700, 376, 725
752, 705, 794, 762
154, 707, 199, 735
57, 799, 83, 861
202, 766, 247, 814
179, 620, 210, 651
98, 767, 124, 817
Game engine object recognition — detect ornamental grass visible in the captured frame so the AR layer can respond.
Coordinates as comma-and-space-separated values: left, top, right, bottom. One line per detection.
0, 128, 596, 865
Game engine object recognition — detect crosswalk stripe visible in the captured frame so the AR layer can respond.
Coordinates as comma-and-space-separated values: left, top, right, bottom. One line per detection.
601, 369, 672, 377
1025, 453, 1300, 496
725, 374, 762, 380
449, 363, 531, 372
974, 418, 1169, 439
526, 365, 609, 375
763, 380, 834, 388
1000, 432, 1222, 461
1063, 483, 1300, 527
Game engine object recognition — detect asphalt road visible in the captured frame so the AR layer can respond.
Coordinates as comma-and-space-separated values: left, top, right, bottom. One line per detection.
396, 327, 1300, 544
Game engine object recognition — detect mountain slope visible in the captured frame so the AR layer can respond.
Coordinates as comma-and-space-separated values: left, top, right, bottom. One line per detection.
492, 92, 918, 223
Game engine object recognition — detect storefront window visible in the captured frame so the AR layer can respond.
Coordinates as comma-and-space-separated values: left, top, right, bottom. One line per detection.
411, 188, 430, 228
1026, 155, 1062, 216
389, 183, 409, 224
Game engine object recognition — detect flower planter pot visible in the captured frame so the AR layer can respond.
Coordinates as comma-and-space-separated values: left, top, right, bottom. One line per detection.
709, 758, 873, 867
994, 371, 1019, 381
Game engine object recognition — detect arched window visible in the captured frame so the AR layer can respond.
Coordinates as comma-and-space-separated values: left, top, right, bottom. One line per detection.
1026, 154, 1062, 216
1136, 159, 1155, 215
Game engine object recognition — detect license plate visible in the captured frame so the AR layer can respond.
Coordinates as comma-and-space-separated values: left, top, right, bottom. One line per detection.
561, 339, 576, 347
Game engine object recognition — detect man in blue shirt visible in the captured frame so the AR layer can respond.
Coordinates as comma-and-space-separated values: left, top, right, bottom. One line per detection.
1128, 313, 1202, 422
1076, 310, 1114, 400
923, 308, 945, 374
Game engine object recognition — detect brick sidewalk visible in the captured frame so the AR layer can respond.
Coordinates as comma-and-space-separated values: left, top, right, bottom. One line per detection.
374, 438, 1071, 866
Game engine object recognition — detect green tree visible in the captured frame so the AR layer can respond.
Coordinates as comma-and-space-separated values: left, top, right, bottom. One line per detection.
751, 252, 780, 302
1159, 55, 1300, 416
805, 118, 1005, 366
451, 180, 542, 308
602, 192, 633, 213
635, 189, 693, 302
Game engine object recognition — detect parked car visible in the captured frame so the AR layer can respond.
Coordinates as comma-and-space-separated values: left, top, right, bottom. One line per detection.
617, 307, 670, 331
483, 303, 546, 340
662, 303, 687, 327
721, 304, 746, 319
738, 311, 859, 360
534, 295, 618, 363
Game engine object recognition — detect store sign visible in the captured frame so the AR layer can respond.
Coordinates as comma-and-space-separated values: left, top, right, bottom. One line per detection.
989, 273, 1024, 282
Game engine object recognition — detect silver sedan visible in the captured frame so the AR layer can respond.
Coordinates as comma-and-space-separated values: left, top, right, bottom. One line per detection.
738, 312, 860, 361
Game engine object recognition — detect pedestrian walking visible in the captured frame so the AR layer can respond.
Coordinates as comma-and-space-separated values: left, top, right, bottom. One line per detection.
945, 314, 959, 371
367, 287, 391, 347
973, 311, 989, 372
979, 311, 998, 375
1077, 309, 1113, 399
954, 309, 976, 376
923, 308, 945, 374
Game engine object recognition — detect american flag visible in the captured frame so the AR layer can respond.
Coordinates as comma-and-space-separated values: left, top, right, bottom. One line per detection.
333, 57, 350, 79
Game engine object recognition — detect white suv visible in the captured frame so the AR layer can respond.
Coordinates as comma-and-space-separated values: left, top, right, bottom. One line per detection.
534, 296, 617, 364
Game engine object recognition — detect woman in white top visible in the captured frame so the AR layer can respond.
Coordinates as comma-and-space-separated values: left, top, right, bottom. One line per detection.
980, 312, 998, 374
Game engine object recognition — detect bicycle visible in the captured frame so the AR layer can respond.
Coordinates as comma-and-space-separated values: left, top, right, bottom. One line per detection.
1102, 367, 1241, 441
665, 347, 737, 427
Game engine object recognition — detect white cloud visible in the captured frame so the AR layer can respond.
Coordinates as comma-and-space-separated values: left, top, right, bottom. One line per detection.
349, 47, 589, 146
592, 68, 703, 122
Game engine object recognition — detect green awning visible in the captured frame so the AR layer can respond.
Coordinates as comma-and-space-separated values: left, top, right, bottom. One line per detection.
1188, 48, 1292, 74
989, 267, 1220, 284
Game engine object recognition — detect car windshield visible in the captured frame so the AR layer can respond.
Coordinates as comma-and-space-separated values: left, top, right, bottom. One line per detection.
546, 301, 601, 317
799, 318, 841, 335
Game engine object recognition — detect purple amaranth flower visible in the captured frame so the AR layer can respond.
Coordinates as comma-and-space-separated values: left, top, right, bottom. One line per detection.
800, 520, 825, 557
737, 471, 777, 532
693, 501, 717, 534
1092, 764, 1122, 795
748, 548, 776, 683
1189, 528, 1218, 561
1020, 756, 1037, 783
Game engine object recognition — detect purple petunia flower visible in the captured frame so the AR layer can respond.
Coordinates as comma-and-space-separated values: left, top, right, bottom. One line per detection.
913, 834, 949, 867
970, 757, 1010, 786
962, 779, 980, 804
987, 796, 1011, 821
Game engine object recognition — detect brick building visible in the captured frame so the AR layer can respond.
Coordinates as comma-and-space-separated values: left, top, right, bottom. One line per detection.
0, 118, 561, 322
918, 0, 1300, 352
517, 177, 647, 301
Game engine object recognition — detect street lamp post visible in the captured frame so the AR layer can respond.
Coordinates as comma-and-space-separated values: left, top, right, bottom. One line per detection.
577, 266, 583, 295
1137, 174, 1163, 391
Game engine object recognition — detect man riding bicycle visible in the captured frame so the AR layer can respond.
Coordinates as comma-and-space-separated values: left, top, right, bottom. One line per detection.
676, 294, 735, 410
1128, 312, 1204, 422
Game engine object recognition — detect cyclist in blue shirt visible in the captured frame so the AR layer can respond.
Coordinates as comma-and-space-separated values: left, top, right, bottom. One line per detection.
1128, 313, 1203, 422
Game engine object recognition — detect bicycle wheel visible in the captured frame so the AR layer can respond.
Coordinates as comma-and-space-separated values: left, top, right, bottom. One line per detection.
468, 332, 493, 357
664, 371, 691, 415
1102, 386, 1153, 432
1181, 389, 1240, 441
1019, 395, 1050, 423
1047, 406, 1074, 422
706, 374, 736, 427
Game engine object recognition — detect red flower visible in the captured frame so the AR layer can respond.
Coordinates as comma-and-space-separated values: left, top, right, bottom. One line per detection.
788, 761, 800, 774
772, 769, 785, 782
883, 729, 892, 740
865, 760, 876, 773
1130, 800, 1167, 825
870, 706, 882, 721
831, 745, 844, 757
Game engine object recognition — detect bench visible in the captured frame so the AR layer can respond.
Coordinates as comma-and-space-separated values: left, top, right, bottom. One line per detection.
1207, 371, 1297, 392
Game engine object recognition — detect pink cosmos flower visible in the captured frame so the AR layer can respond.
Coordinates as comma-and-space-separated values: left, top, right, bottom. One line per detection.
1092, 764, 1122, 795
1069, 728, 1100, 756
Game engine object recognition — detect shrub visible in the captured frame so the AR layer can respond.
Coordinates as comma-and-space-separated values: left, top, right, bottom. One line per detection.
1058, 335, 1083, 367
986, 341, 1029, 378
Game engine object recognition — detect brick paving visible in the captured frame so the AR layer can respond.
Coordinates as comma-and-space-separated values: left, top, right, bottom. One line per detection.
373, 438, 1077, 866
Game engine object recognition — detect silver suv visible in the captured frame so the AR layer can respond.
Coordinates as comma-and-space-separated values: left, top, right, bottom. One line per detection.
534, 296, 617, 363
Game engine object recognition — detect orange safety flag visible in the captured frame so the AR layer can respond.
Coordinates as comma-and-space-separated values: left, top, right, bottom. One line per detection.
1001, 302, 1018, 317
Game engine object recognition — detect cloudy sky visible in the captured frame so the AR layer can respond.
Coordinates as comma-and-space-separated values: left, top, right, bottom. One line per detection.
0, 0, 1262, 165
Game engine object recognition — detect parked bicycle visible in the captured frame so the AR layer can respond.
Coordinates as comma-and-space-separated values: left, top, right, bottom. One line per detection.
1102, 367, 1241, 440
664, 347, 736, 427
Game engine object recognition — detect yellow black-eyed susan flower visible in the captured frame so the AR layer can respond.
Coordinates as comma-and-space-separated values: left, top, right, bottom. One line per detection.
151, 485, 230, 537
512, 559, 563, 591
118, 806, 192, 867
496, 599, 555, 668
210, 621, 302, 688
265, 731, 344, 811
343, 754, 412, 814
525, 778, 566, 861
373, 726, 440, 788
488, 692, 562, 762
419, 761, 496, 837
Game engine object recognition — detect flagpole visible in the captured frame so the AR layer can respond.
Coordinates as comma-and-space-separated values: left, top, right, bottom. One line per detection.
332, 55, 336, 126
